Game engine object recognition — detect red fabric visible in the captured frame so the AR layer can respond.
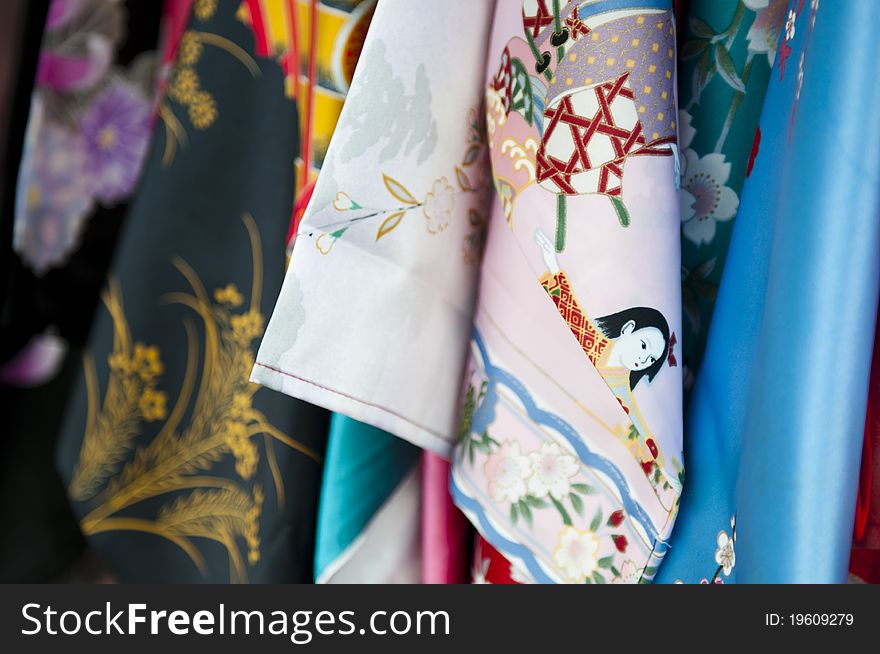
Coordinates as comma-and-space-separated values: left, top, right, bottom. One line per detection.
286, 179, 316, 249
301, 0, 319, 188
245, 0, 271, 57
472, 535, 522, 584
850, 314, 880, 583
673, 0, 687, 40
160, 0, 193, 66
284, 0, 300, 101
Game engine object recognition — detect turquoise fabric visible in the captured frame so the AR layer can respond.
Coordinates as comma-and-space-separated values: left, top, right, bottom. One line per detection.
313, 414, 420, 580
678, 0, 782, 387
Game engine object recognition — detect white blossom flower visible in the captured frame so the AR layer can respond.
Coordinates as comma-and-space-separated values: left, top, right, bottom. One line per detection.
746, 0, 788, 68
612, 560, 641, 584
746, 0, 788, 65
332, 191, 358, 211
316, 230, 342, 255
715, 529, 736, 577
526, 442, 579, 500
484, 440, 532, 504
680, 149, 739, 246
423, 177, 455, 233
678, 109, 695, 152
553, 526, 600, 583
785, 8, 796, 41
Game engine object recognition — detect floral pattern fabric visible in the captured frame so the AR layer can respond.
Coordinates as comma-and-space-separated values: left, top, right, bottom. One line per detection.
678, 0, 786, 386
14, 0, 157, 276
252, 0, 495, 454
56, 0, 329, 583
449, 0, 682, 585
250, 0, 683, 585
660, 0, 880, 583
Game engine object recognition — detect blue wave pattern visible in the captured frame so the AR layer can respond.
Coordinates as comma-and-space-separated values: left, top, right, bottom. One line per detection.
451, 328, 668, 583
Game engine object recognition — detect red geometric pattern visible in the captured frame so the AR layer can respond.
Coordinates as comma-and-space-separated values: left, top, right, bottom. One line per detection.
536, 73, 675, 196
491, 47, 513, 114
565, 7, 590, 40
541, 271, 609, 366
522, 0, 554, 40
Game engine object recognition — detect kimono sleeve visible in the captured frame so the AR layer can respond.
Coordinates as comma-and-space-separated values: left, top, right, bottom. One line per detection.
251, 0, 496, 455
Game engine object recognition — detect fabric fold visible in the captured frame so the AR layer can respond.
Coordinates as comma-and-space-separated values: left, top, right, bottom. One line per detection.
252, 0, 497, 455
314, 414, 421, 583
422, 452, 470, 584
658, 0, 880, 583
451, 0, 683, 584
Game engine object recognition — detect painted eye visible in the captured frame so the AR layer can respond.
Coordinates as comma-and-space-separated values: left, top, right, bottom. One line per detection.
641, 341, 646, 350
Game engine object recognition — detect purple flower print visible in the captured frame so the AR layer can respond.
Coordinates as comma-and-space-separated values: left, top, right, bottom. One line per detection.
14, 117, 93, 276
79, 81, 152, 203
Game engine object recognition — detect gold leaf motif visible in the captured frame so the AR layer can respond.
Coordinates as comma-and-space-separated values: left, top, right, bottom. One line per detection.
376, 211, 406, 241
455, 166, 473, 192
382, 174, 419, 205
71, 215, 320, 582
155, 486, 261, 582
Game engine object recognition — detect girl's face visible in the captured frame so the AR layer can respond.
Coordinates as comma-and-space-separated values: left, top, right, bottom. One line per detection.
613, 321, 665, 372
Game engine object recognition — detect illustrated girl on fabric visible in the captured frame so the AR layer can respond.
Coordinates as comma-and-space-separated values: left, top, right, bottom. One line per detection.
536, 229, 670, 387
535, 229, 678, 490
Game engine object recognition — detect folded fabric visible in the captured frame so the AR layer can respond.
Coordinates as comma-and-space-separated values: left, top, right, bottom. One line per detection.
314, 414, 421, 583
657, 0, 880, 583
247, 0, 430, 584
452, 0, 683, 584
252, 0, 496, 455
422, 452, 471, 584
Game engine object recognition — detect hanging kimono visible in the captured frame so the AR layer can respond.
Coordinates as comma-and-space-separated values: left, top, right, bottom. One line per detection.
244, 0, 429, 584
0, 0, 173, 582
678, 0, 786, 389
657, 0, 880, 583
56, 0, 328, 583
453, 0, 683, 584
253, 0, 685, 584
252, 0, 496, 583
314, 415, 421, 583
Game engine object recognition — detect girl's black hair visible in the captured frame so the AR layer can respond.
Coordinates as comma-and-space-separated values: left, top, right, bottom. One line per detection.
595, 307, 670, 390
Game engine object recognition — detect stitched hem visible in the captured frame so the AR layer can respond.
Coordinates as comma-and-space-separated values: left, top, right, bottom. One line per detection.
252, 361, 454, 457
